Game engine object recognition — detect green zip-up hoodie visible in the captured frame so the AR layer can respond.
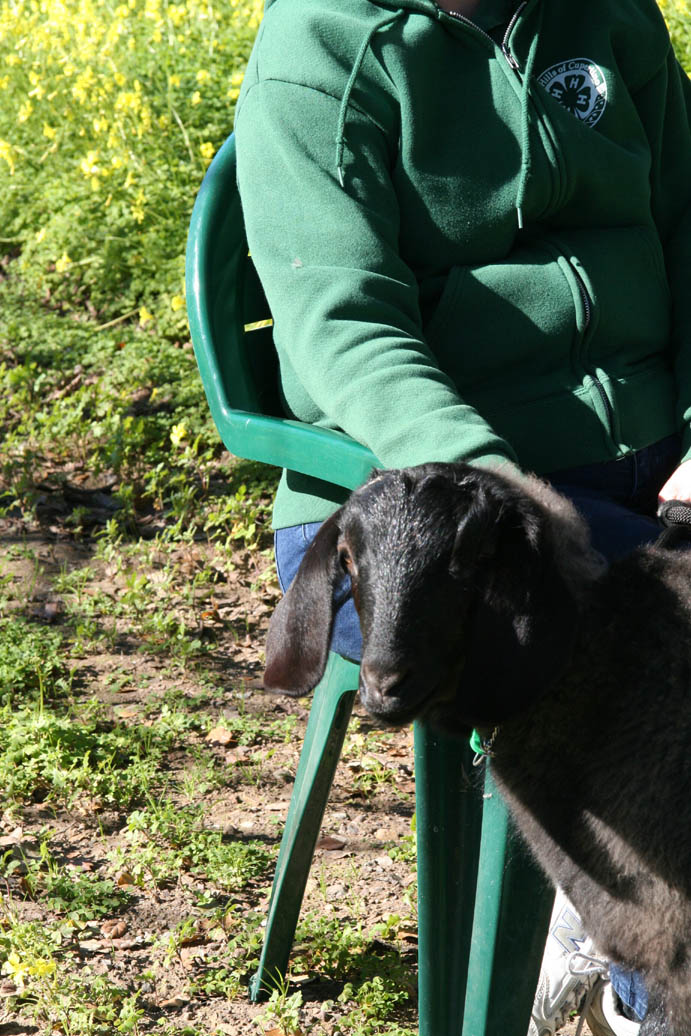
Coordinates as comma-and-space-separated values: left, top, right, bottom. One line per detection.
234, 0, 691, 528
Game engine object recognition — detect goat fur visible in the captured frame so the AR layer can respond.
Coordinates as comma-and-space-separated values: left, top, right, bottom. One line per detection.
264, 462, 691, 1035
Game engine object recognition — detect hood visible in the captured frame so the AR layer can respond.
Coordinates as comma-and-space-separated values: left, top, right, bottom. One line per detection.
259, 0, 543, 227
262, 0, 440, 12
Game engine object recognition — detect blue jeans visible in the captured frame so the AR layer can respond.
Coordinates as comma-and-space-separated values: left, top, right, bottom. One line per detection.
274, 434, 682, 1020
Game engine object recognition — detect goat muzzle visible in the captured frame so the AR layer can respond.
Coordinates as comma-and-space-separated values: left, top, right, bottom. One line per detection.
358, 661, 435, 724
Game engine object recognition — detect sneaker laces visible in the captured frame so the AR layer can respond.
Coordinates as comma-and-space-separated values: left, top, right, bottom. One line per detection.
531, 949, 606, 1036
569, 951, 608, 1036
569, 951, 609, 978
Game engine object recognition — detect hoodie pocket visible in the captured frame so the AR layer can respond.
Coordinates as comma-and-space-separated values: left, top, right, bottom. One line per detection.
559, 225, 671, 376
424, 241, 580, 398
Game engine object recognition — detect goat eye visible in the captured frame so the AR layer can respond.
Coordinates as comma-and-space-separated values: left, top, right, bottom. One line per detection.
338, 548, 353, 573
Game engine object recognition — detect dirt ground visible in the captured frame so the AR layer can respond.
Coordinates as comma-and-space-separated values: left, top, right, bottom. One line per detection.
0, 503, 596, 1036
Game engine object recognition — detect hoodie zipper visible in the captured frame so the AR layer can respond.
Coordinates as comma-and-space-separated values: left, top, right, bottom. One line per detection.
569, 259, 616, 437
444, 9, 498, 47
444, 2, 527, 68
444, 1, 527, 64
501, 2, 526, 70
442, 5, 612, 442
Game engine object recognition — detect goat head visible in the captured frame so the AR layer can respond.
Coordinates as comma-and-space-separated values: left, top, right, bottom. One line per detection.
264, 463, 584, 730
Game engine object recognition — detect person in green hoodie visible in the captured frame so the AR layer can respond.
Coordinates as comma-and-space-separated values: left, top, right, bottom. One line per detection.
234, 0, 691, 1030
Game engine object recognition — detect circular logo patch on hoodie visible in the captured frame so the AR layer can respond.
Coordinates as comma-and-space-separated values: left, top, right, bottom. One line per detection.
537, 58, 608, 127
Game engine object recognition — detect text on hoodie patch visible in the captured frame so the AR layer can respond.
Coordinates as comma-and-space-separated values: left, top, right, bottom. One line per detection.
537, 58, 608, 127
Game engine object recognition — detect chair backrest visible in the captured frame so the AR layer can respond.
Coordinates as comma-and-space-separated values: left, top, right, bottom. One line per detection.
185, 134, 378, 491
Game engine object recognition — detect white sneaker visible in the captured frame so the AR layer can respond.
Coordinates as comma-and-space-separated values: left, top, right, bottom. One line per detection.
529, 891, 607, 1036
584, 977, 641, 1036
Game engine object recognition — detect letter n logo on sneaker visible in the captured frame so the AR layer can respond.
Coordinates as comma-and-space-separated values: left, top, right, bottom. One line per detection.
550, 906, 587, 954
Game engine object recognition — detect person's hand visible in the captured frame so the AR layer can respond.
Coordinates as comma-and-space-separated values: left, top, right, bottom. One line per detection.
658, 459, 691, 504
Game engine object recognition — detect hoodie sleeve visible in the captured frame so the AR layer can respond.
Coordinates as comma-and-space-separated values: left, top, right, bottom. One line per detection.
635, 48, 691, 460
234, 78, 518, 473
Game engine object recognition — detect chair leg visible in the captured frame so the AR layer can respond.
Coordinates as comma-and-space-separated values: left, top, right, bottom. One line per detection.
249, 652, 359, 1002
415, 723, 484, 1036
461, 762, 554, 1036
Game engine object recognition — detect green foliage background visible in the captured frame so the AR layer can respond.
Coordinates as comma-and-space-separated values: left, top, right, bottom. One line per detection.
661, 0, 691, 71
0, 0, 262, 337
0, 0, 271, 522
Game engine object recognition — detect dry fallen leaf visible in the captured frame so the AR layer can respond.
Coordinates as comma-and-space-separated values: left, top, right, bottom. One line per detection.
225, 745, 251, 764
206, 725, 238, 747
159, 993, 190, 1009
179, 945, 205, 968
0, 827, 23, 847
101, 919, 127, 940
316, 834, 346, 852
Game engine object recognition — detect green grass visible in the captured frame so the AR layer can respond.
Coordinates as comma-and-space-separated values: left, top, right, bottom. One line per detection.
109, 799, 274, 890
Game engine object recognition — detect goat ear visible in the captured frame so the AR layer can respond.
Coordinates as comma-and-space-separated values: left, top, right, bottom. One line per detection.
449, 485, 502, 576
455, 488, 578, 724
264, 512, 342, 697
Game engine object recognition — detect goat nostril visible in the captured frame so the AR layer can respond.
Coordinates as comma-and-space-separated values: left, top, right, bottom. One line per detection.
360, 662, 409, 698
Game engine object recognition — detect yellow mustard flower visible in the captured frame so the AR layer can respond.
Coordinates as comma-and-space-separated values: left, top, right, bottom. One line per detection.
170, 421, 187, 447
55, 252, 72, 273
171, 294, 185, 311
28, 957, 56, 978
80, 149, 100, 177
167, 3, 186, 26
139, 305, 154, 324
0, 139, 15, 175
18, 100, 33, 123
2, 952, 30, 990
191, 90, 202, 106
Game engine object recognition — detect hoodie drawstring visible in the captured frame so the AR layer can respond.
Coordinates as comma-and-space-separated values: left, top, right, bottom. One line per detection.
336, 9, 405, 188
337, 1, 543, 227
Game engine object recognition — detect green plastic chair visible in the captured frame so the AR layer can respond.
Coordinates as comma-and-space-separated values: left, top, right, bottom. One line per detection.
185, 132, 554, 1035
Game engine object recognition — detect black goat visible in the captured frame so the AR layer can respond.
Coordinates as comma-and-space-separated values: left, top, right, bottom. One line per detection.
264, 462, 691, 1036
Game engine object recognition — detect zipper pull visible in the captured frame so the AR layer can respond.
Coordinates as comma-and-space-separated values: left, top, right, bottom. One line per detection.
501, 0, 527, 71
502, 42, 519, 70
